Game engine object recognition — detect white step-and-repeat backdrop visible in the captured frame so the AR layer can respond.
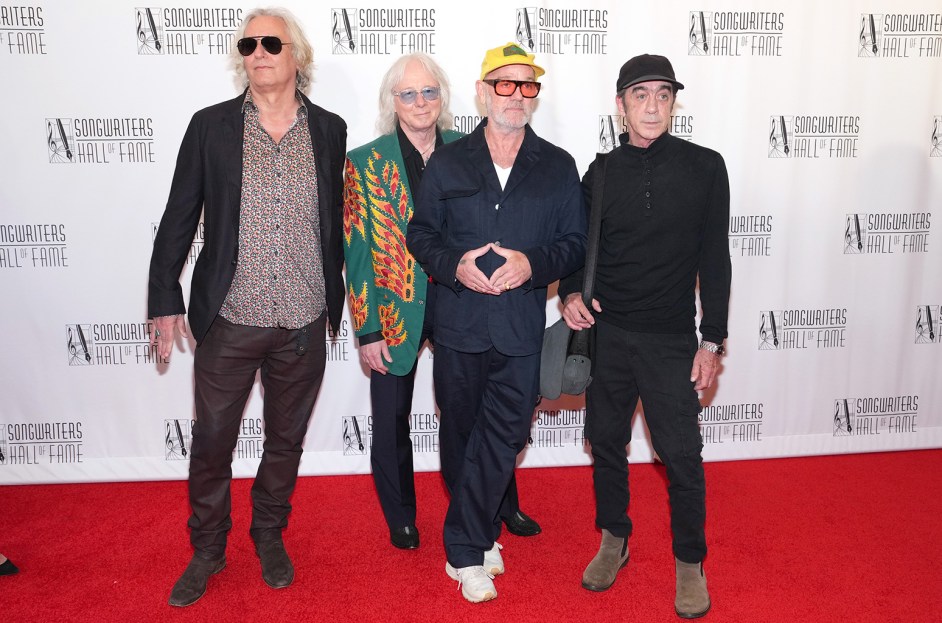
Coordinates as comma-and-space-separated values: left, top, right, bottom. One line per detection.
1, 1, 940, 484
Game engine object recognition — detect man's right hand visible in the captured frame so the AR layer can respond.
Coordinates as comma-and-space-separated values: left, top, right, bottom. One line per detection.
151, 314, 187, 360
562, 293, 602, 330
456, 244, 502, 295
360, 340, 392, 375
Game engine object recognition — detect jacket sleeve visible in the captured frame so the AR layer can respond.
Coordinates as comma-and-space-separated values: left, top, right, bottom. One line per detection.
523, 154, 587, 289
405, 155, 466, 292
557, 161, 595, 300
697, 153, 732, 344
147, 113, 205, 318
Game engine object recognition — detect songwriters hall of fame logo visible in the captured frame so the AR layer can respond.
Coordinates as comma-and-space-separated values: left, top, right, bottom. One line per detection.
165, 419, 192, 460
330, 8, 436, 55
0, 426, 7, 466
514, 7, 608, 55
858, 13, 942, 58
688, 11, 783, 57
45, 117, 156, 164
599, 114, 693, 152
768, 115, 859, 159
915, 305, 939, 344
135, 7, 242, 55
342, 416, 367, 455
758, 309, 847, 350
66, 322, 164, 366
833, 396, 918, 437
844, 212, 930, 254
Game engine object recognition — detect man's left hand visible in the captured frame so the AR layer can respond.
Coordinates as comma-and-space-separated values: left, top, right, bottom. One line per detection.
488, 243, 532, 294
690, 348, 720, 391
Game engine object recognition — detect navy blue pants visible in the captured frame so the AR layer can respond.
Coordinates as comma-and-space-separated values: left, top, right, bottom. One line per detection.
586, 320, 707, 564
434, 344, 539, 568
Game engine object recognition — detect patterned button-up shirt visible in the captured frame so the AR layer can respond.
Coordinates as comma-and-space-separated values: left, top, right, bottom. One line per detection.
219, 90, 326, 328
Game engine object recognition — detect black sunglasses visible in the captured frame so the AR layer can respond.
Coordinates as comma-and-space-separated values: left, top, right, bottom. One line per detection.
237, 36, 292, 56
482, 79, 541, 98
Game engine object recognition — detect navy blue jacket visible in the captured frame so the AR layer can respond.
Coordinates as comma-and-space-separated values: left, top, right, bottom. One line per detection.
407, 120, 586, 356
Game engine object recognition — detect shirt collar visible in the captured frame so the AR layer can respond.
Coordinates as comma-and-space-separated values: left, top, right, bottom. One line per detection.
241, 88, 308, 118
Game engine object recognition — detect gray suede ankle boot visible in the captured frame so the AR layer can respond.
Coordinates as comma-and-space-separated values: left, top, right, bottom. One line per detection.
675, 557, 710, 618
581, 529, 629, 591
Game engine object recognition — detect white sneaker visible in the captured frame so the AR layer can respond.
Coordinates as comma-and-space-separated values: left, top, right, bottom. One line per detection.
445, 563, 497, 603
484, 542, 504, 576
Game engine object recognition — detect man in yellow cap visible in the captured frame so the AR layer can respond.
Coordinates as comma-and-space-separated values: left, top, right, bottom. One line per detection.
407, 43, 586, 603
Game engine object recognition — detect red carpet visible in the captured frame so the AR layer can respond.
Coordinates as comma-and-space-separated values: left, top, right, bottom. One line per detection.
2, 450, 941, 622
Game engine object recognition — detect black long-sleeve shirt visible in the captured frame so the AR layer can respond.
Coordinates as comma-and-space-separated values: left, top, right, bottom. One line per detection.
559, 132, 731, 344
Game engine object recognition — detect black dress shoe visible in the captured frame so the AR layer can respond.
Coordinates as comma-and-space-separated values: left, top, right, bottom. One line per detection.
502, 510, 542, 537
0, 558, 19, 576
168, 555, 226, 607
255, 540, 294, 589
390, 525, 420, 549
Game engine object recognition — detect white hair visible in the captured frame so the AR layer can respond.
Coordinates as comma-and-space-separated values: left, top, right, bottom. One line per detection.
376, 53, 454, 135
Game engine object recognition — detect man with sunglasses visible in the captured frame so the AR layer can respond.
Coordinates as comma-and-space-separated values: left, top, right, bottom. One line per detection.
343, 53, 541, 555
148, 7, 347, 607
560, 54, 730, 619
407, 43, 586, 603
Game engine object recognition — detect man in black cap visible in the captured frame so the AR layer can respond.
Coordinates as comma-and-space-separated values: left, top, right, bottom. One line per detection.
560, 53, 730, 619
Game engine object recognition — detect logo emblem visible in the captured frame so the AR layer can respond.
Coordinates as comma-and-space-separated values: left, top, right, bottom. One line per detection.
932, 117, 941, 157
331, 9, 357, 53
165, 419, 192, 460
844, 214, 866, 253
46, 118, 74, 163
833, 399, 854, 436
136, 7, 164, 54
688, 11, 711, 55
67, 324, 94, 366
857, 14, 881, 57
515, 8, 537, 51
758, 311, 781, 350
342, 416, 367, 455
915, 306, 938, 344
768, 116, 792, 158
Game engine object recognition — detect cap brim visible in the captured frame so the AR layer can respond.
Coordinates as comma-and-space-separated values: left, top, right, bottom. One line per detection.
618, 74, 684, 91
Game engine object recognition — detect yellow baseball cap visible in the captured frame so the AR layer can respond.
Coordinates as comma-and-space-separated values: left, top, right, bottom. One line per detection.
480, 42, 545, 80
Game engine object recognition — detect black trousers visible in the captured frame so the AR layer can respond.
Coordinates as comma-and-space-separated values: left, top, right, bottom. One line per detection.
188, 314, 327, 559
435, 344, 539, 568
586, 320, 707, 564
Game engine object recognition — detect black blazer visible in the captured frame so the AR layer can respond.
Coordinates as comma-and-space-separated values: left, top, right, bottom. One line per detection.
148, 91, 348, 343
407, 121, 586, 356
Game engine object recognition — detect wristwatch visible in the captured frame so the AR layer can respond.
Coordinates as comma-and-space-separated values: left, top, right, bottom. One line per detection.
698, 340, 725, 355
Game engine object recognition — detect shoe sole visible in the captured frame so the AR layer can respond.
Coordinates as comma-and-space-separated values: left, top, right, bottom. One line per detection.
168, 559, 226, 607
463, 588, 497, 603
675, 602, 711, 619
580, 555, 629, 592
446, 563, 498, 603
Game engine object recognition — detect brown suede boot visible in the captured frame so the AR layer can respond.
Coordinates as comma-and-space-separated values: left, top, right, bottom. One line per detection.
675, 557, 710, 618
581, 529, 629, 591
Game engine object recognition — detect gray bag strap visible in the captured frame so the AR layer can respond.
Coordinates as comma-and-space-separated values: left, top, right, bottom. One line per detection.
570, 152, 609, 358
